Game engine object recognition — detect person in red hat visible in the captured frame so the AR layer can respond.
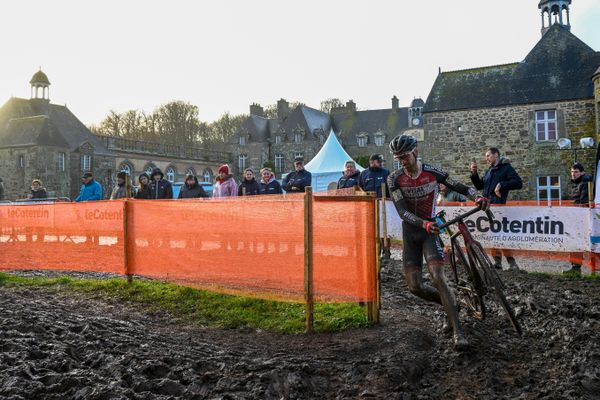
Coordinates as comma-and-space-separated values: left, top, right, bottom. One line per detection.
213, 164, 238, 198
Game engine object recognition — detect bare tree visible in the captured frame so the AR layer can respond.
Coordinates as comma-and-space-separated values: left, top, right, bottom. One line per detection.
320, 98, 345, 113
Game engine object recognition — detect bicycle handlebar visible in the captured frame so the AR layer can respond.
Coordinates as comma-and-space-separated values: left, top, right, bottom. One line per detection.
438, 206, 494, 230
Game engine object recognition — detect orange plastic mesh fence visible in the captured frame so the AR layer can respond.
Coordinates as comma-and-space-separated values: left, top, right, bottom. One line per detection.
126, 195, 377, 302
0, 195, 378, 303
0, 201, 125, 274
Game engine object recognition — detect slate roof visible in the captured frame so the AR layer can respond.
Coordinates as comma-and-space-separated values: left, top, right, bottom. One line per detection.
423, 24, 600, 113
0, 97, 112, 155
237, 114, 269, 142
332, 108, 409, 142
277, 106, 330, 140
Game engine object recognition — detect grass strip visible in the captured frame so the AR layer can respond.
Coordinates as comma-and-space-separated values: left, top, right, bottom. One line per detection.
0, 272, 370, 333
528, 271, 600, 281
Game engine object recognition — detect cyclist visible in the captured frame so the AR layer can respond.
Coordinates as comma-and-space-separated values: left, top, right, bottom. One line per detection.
387, 134, 489, 350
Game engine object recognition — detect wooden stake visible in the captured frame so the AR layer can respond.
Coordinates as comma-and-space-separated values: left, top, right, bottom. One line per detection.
304, 186, 314, 333
588, 181, 594, 208
123, 200, 132, 283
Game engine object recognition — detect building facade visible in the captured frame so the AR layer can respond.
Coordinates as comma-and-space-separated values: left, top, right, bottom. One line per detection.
421, 0, 600, 201
0, 71, 230, 200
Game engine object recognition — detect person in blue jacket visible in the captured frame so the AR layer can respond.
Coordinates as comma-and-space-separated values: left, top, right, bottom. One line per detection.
282, 157, 312, 193
75, 172, 103, 202
337, 160, 361, 189
358, 154, 390, 198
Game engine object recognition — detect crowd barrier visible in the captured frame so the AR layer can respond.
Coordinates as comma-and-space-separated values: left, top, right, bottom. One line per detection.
381, 199, 599, 274
0, 190, 380, 329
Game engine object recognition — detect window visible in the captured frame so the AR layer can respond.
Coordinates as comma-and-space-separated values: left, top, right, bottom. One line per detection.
393, 160, 401, 170
119, 163, 132, 176
275, 154, 284, 173
18, 155, 25, 168
239, 136, 246, 146
203, 169, 212, 183
166, 167, 176, 182
357, 136, 368, 147
238, 154, 248, 171
294, 152, 303, 160
535, 110, 557, 141
294, 133, 303, 144
186, 167, 195, 176
145, 165, 155, 176
374, 135, 385, 146
275, 135, 282, 144
81, 154, 91, 171
58, 153, 65, 172
537, 176, 561, 203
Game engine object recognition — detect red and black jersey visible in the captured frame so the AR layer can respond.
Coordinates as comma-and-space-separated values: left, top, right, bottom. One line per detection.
387, 163, 477, 228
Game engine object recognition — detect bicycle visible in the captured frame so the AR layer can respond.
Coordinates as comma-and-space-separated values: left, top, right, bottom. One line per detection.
436, 207, 522, 335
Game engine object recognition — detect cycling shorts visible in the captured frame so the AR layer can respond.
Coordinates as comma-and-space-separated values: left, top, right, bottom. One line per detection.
402, 221, 445, 269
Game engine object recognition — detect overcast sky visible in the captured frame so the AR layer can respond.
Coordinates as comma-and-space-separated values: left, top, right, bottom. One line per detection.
1, 0, 598, 126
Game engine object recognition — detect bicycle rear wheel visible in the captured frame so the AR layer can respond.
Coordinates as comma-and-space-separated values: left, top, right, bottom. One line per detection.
470, 243, 522, 335
449, 240, 486, 320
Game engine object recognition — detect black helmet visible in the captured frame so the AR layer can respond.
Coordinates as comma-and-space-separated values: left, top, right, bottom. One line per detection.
389, 134, 417, 155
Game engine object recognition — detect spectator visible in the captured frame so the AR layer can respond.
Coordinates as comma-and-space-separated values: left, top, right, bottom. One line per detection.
110, 171, 131, 200
258, 168, 283, 195
179, 173, 208, 199
149, 168, 173, 199
337, 161, 360, 189
238, 168, 260, 196
29, 179, 48, 199
358, 154, 390, 198
470, 147, 523, 270
0, 177, 5, 200
282, 157, 312, 193
437, 182, 467, 205
213, 164, 238, 198
134, 172, 151, 199
75, 172, 103, 202
565, 162, 593, 275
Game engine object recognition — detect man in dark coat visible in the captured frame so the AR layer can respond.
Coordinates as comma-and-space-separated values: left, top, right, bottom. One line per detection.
470, 147, 523, 270
337, 161, 361, 189
566, 162, 593, 275
238, 168, 260, 196
358, 154, 390, 198
0, 177, 5, 200
282, 157, 312, 193
149, 168, 173, 199
178, 174, 208, 199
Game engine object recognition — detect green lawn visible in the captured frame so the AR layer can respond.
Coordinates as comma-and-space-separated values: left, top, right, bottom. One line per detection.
0, 272, 370, 333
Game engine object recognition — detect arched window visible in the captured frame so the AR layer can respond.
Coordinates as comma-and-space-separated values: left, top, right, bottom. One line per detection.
118, 162, 133, 176
144, 163, 156, 177
166, 166, 176, 182
202, 169, 213, 183
185, 167, 196, 177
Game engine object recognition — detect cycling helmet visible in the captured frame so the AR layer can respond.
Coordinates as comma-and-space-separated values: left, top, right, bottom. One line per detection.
389, 134, 417, 155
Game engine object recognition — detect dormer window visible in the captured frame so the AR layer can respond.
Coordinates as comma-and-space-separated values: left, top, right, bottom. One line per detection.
275, 135, 282, 144
357, 134, 368, 147
374, 134, 385, 147
239, 136, 246, 146
294, 132, 303, 144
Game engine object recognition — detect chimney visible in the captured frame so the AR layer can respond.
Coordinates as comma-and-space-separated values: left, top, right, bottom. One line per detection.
346, 100, 356, 113
277, 98, 290, 119
392, 95, 399, 110
249, 103, 264, 117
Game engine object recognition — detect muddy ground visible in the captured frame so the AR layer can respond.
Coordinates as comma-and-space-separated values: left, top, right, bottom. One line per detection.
1, 259, 599, 400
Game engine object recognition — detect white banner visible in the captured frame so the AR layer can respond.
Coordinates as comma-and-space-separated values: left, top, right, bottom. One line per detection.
381, 200, 590, 253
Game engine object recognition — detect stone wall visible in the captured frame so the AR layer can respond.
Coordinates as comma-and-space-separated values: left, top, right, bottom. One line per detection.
422, 99, 597, 200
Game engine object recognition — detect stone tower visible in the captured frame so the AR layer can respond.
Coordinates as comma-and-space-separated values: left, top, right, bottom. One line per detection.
538, 0, 571, 36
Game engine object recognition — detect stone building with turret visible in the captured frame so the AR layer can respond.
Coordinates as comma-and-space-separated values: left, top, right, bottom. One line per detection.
0, 71, 231, 200
421, 0, 600, 201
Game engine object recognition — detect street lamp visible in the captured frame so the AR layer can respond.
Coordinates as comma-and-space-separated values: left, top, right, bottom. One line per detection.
557, 137, 595, 161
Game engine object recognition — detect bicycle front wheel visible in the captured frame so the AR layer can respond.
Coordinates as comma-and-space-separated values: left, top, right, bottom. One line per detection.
450, 240, 486, 320
470, 243, 522, 335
